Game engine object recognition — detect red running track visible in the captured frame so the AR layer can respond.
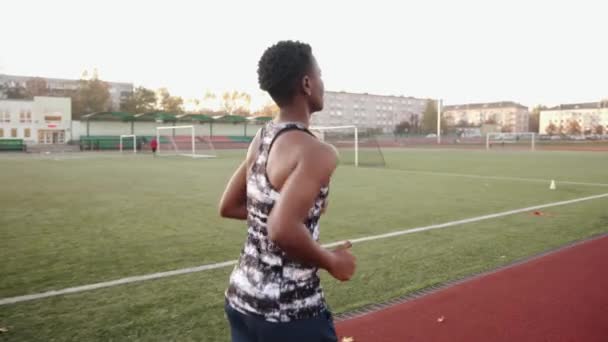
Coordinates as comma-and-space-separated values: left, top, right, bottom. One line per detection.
336, 235, 608, 342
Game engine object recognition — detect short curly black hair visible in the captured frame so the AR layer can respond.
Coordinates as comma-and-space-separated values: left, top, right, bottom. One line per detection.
257, 40, 314, 106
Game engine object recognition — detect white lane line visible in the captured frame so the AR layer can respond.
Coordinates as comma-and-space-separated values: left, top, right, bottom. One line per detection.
2, 192, 607, 306
393, 169, 608, 187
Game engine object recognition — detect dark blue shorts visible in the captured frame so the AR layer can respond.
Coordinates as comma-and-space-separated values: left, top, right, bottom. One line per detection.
225, 302, 338, 342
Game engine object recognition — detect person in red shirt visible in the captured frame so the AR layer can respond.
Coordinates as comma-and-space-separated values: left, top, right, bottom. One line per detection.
150, 138, 158, 155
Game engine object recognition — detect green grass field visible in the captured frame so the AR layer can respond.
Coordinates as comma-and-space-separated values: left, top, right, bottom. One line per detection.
1, 149, 608, 341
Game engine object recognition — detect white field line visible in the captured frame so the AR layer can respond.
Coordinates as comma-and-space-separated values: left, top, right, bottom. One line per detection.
394, 169, 608, 188
1, 192, 608, 306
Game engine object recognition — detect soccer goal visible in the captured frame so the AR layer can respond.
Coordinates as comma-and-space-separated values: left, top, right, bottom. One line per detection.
486, 132, 536, 151
119, 134, 137, 154
156, 125, 216, 158
310, 125, 385, 167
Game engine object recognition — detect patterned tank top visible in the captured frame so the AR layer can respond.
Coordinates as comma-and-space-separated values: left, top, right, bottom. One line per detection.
225, 121, 330, 323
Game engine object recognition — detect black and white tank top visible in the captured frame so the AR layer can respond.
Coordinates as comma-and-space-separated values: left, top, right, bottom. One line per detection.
225, 121, 329, 322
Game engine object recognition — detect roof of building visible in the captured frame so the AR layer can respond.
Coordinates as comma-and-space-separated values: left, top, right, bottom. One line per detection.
443, 101, 528, 111
545, 102, 607, 110
82, 112, 135, 121
181, 114, 214, 122
0, 96, 71, 103
0, 73, 133, 87
325, 90, 429, 101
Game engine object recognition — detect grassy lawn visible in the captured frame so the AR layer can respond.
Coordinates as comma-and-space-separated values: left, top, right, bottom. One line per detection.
1, 149, 607, 341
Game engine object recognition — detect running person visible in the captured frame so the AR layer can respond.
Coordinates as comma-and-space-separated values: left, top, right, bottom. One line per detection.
219, 40, 356, 342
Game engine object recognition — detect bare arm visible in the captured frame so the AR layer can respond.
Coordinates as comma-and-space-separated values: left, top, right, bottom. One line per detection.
218, 134, 259, 220
268, 143, 355, 280
218, 160, 248, 220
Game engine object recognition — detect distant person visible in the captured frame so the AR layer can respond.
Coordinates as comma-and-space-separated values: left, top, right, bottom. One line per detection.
150, 138, 158, 155
219, 40, 355, 342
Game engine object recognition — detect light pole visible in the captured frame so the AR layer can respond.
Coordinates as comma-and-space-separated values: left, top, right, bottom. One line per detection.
437, 99, 442, 144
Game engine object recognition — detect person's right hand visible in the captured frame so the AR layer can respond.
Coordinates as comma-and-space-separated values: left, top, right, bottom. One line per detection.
327, 241, 356, 281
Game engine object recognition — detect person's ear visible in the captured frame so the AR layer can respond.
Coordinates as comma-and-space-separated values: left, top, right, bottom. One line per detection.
302, 75, 312, 96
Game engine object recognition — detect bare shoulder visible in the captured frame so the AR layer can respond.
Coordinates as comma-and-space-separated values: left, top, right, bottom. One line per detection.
303, 138, 337, 166
276, 130, 337, 163
292, 132, 338, 179
268, 129, 337, 186
245, 129, 263, 165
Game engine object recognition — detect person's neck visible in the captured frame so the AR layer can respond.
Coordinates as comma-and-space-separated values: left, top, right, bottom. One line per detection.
276, 105, 311, 127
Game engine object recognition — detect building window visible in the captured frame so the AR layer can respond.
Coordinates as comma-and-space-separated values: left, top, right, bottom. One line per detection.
11, 128, 18, 137
1, 112, 9, 123
44, 115, 62, 123
24, 128, 31, 138
20, 111, 32, 123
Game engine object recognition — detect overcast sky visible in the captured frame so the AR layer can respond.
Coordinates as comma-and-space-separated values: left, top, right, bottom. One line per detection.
3, 0, 606, 109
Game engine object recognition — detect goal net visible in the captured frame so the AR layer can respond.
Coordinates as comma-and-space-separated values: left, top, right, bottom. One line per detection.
486, 132, 536, 151
310, 125, 385, 167
119, 134, 137, 154
156, 125, 216, 158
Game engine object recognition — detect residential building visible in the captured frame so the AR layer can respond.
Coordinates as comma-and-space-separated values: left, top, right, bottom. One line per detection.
311, 91, 429, 133
0, 74, 133, 110
539, 101, 608, 135
442, 101, 530, 132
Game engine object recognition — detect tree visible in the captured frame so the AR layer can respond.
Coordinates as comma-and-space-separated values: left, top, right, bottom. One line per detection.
484, 117, 497, 125
501, 124, 514, 133
185, 91, 217, 113
0, 82, 28, 99
566, 119, 582, 135
25, 77, 49, 97
255, 101, 279, 117
1, 78, 49, 99
529, 105, 546, 133
72, 70, 111, 118
595, 125, 605, 135
121, 86, 157, 113
394, 121, 411, 135
421, 100, 446, 134
157, 88, 184, 113
233, 107, 251, 116
221, 91, 251, 115
409, 113, 420, 134
456, 119, 470, 127
545, 122, 558, 135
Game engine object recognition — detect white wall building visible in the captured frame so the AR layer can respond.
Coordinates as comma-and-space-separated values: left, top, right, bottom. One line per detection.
0, 96, 72, 144
539, 102, 608, 135
311, 91, 429, 133
443, 101, 530, 132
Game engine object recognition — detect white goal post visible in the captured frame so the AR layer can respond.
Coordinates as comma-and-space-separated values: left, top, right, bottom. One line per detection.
310, 125, 359, 167
156, 125, 216, 158
119, 134, 136, 154
486, 132, 536, 151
